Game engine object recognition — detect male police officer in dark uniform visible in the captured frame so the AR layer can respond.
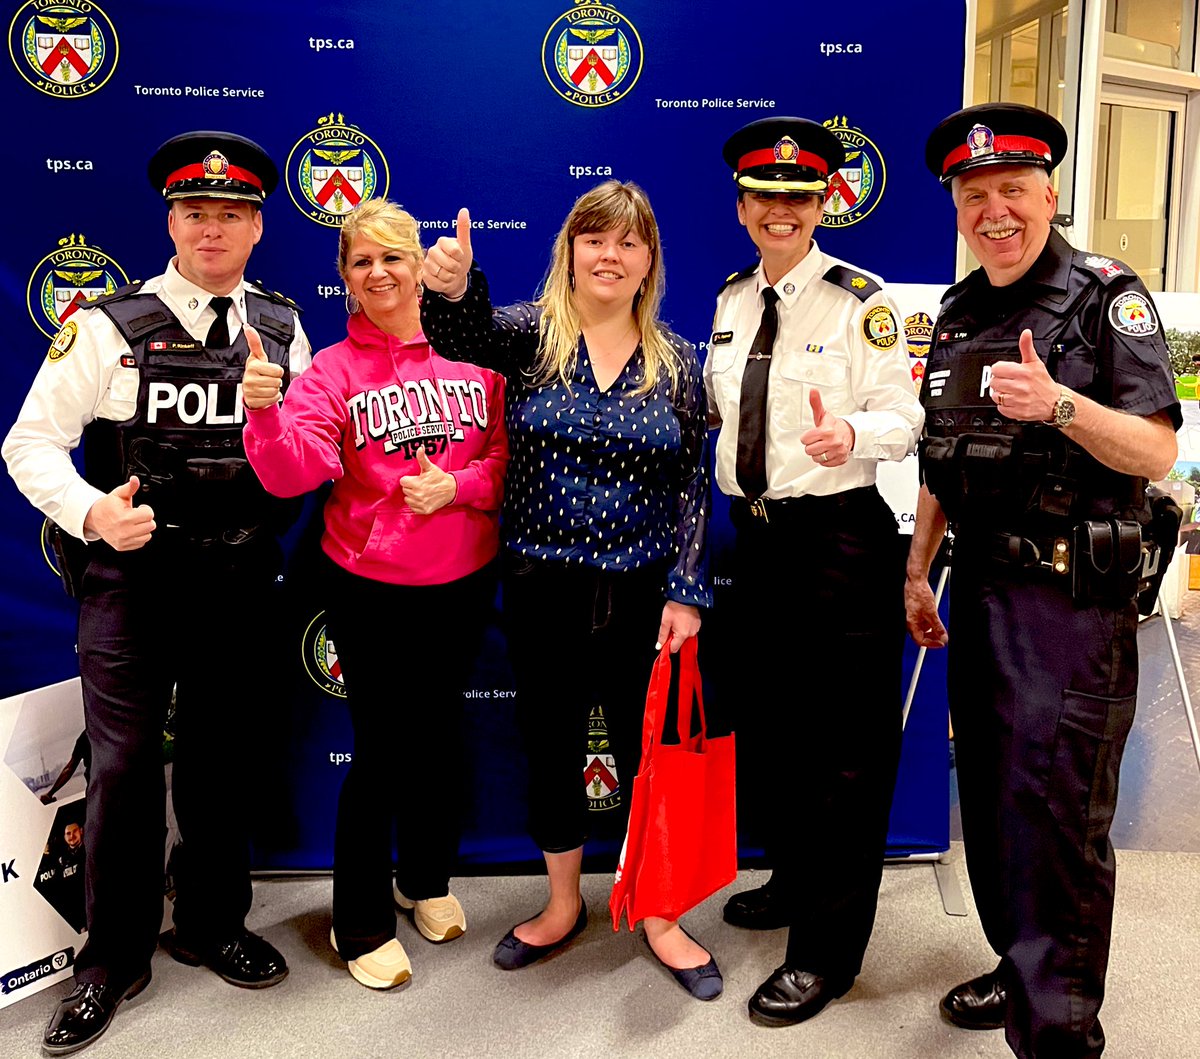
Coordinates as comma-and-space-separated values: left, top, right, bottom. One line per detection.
3, 131, 310, 1054
705, 117, 922, 1026
905, 104, 1179, 1059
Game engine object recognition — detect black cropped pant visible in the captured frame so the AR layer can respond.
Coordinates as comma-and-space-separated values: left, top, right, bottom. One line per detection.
502, 554, 666, 855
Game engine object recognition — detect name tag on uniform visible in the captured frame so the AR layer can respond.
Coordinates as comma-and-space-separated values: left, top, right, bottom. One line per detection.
711, 330, 734, 345
148, 340, 203, 352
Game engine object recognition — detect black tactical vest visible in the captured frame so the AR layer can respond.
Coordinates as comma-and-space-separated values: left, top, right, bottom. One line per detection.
919, 242, 1144, 534
84, 284, 298, 542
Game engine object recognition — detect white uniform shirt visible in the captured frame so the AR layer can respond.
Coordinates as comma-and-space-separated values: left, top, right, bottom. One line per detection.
704, 241, 922, 499
2, 260, 312, 539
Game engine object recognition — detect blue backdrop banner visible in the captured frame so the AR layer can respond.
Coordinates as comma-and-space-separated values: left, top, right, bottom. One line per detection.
1, 0, 965, 869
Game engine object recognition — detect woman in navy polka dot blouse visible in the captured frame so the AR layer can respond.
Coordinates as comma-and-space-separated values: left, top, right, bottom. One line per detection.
421, 182, 719, 999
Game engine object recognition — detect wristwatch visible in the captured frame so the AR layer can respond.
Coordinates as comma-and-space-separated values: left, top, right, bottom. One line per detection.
1046, 387, 1077, 428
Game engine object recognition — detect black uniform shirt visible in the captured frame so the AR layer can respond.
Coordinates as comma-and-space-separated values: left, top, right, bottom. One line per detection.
922, 230, 1180, 528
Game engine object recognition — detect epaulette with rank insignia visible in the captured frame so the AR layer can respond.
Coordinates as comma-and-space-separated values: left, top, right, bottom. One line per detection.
1073, 252, 1128, 285
89, 280, 146, 307
252, 282, 302, 313
822, 265, 880, 302
717, 262, 759, 295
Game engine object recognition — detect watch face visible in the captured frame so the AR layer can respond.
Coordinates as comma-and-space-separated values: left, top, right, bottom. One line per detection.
1055, 394, 1077, 426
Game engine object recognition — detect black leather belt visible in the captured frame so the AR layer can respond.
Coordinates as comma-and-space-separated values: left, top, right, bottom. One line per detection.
732, 485, 879, 524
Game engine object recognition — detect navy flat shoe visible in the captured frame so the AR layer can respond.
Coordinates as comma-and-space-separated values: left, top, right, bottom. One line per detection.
493, 899, 587, 970
646, 926, 723, 1001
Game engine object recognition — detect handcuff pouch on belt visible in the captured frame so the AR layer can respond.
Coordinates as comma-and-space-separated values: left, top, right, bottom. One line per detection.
1072, 519, 1142, 606
1071, 492, 1180, 612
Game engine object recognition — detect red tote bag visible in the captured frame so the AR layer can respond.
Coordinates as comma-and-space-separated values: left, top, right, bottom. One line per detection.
609, 637, 737, 930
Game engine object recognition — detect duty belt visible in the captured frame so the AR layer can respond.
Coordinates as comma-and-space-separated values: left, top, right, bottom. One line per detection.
735, 485, 879, 524
986, 531, 1072, 576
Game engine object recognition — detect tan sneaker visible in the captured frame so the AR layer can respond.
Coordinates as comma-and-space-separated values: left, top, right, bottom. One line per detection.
330, 928, 412, 989
393, 884, 466, 943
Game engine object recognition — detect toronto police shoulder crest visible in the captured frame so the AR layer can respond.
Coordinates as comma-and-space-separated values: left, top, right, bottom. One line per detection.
27, 233, 128, 339
286, 113, 390, 228
542, 1, 643, 108
821, 116, 886, 229
8, 0, 118, 97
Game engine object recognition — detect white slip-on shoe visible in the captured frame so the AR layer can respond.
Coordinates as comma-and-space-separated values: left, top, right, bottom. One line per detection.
393, 884, 467, 943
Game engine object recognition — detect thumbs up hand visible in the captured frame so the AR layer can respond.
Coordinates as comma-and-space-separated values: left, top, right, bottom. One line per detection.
241, 325, 285, 410
399, 445, 458, 514
801, 387, 855, 468
987, 328, 1059, 421
423, 208, 474, 299
83, 475, 156, 550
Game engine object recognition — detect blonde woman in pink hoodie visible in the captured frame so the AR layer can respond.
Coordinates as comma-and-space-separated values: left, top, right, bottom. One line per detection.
242, 199, 508, 990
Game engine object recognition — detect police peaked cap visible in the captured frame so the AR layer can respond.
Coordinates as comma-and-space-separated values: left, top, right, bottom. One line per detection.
148, 130, 279, 205
723, 117, 845, 194
925, 102, 1067, 186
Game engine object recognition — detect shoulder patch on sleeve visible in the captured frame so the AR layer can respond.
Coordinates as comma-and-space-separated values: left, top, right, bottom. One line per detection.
717, 262, 759, 295
862, 305, 900, 350
47, 320, 78, 362
252, 282, 302, 313
1109, 290, 1159, 337
1075, 252, 1129, 284
822, 265, 880, 302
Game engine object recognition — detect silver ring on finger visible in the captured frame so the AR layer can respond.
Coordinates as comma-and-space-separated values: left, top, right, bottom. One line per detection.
820, 452, 829, 464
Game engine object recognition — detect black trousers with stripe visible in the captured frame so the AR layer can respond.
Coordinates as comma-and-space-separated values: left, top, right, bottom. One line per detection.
729, 485, 905, 980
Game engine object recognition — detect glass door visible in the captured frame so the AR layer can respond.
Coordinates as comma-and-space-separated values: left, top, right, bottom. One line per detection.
1090, 88, 1187, 290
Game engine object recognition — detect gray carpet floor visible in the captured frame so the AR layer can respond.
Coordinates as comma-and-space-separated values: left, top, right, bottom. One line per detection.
1, 848, 1197, 1058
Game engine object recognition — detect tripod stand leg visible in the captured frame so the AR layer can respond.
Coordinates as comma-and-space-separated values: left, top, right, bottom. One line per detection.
1157, 606, 1200, 779
902, 565, 951, 731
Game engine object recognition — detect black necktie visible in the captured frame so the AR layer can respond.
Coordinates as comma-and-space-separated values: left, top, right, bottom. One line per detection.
735, 287, 780, 501
205, 296, 234, 348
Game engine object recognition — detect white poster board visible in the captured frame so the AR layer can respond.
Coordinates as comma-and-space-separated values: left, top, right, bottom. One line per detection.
0, 679, 87, 1008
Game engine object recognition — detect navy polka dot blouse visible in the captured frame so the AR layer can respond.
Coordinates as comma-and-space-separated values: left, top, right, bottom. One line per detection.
421, 266, 711, 608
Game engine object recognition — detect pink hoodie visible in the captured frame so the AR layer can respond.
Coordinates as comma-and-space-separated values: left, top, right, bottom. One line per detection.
244, 312, 506, 586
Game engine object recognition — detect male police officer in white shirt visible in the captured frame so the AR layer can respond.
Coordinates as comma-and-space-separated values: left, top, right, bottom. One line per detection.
4, 130, 310, 1055
705, 116, 922, 1028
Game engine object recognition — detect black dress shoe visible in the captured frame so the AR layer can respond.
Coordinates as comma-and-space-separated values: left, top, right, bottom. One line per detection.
939, 968, 1006, 1030
43, 971, 151, 1055
748, 966, 853, 1027
722, 885, 790, 930
164, 928, 288, 988
493, 900, 587, 970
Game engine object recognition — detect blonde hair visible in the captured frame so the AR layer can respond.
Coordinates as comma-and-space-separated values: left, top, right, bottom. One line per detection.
337, 199, 423, 281
533, 180, 681, 398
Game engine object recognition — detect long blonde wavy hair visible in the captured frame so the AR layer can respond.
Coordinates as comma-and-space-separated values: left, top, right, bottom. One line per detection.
532, 180, 681, 399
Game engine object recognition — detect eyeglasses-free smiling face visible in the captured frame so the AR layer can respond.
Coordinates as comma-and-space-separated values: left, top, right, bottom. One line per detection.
570, 228, 652, 312
953, 165, 1056, 286
167, 199, 263, 296
343, 236, 423, 332
737, 191, 824, 281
